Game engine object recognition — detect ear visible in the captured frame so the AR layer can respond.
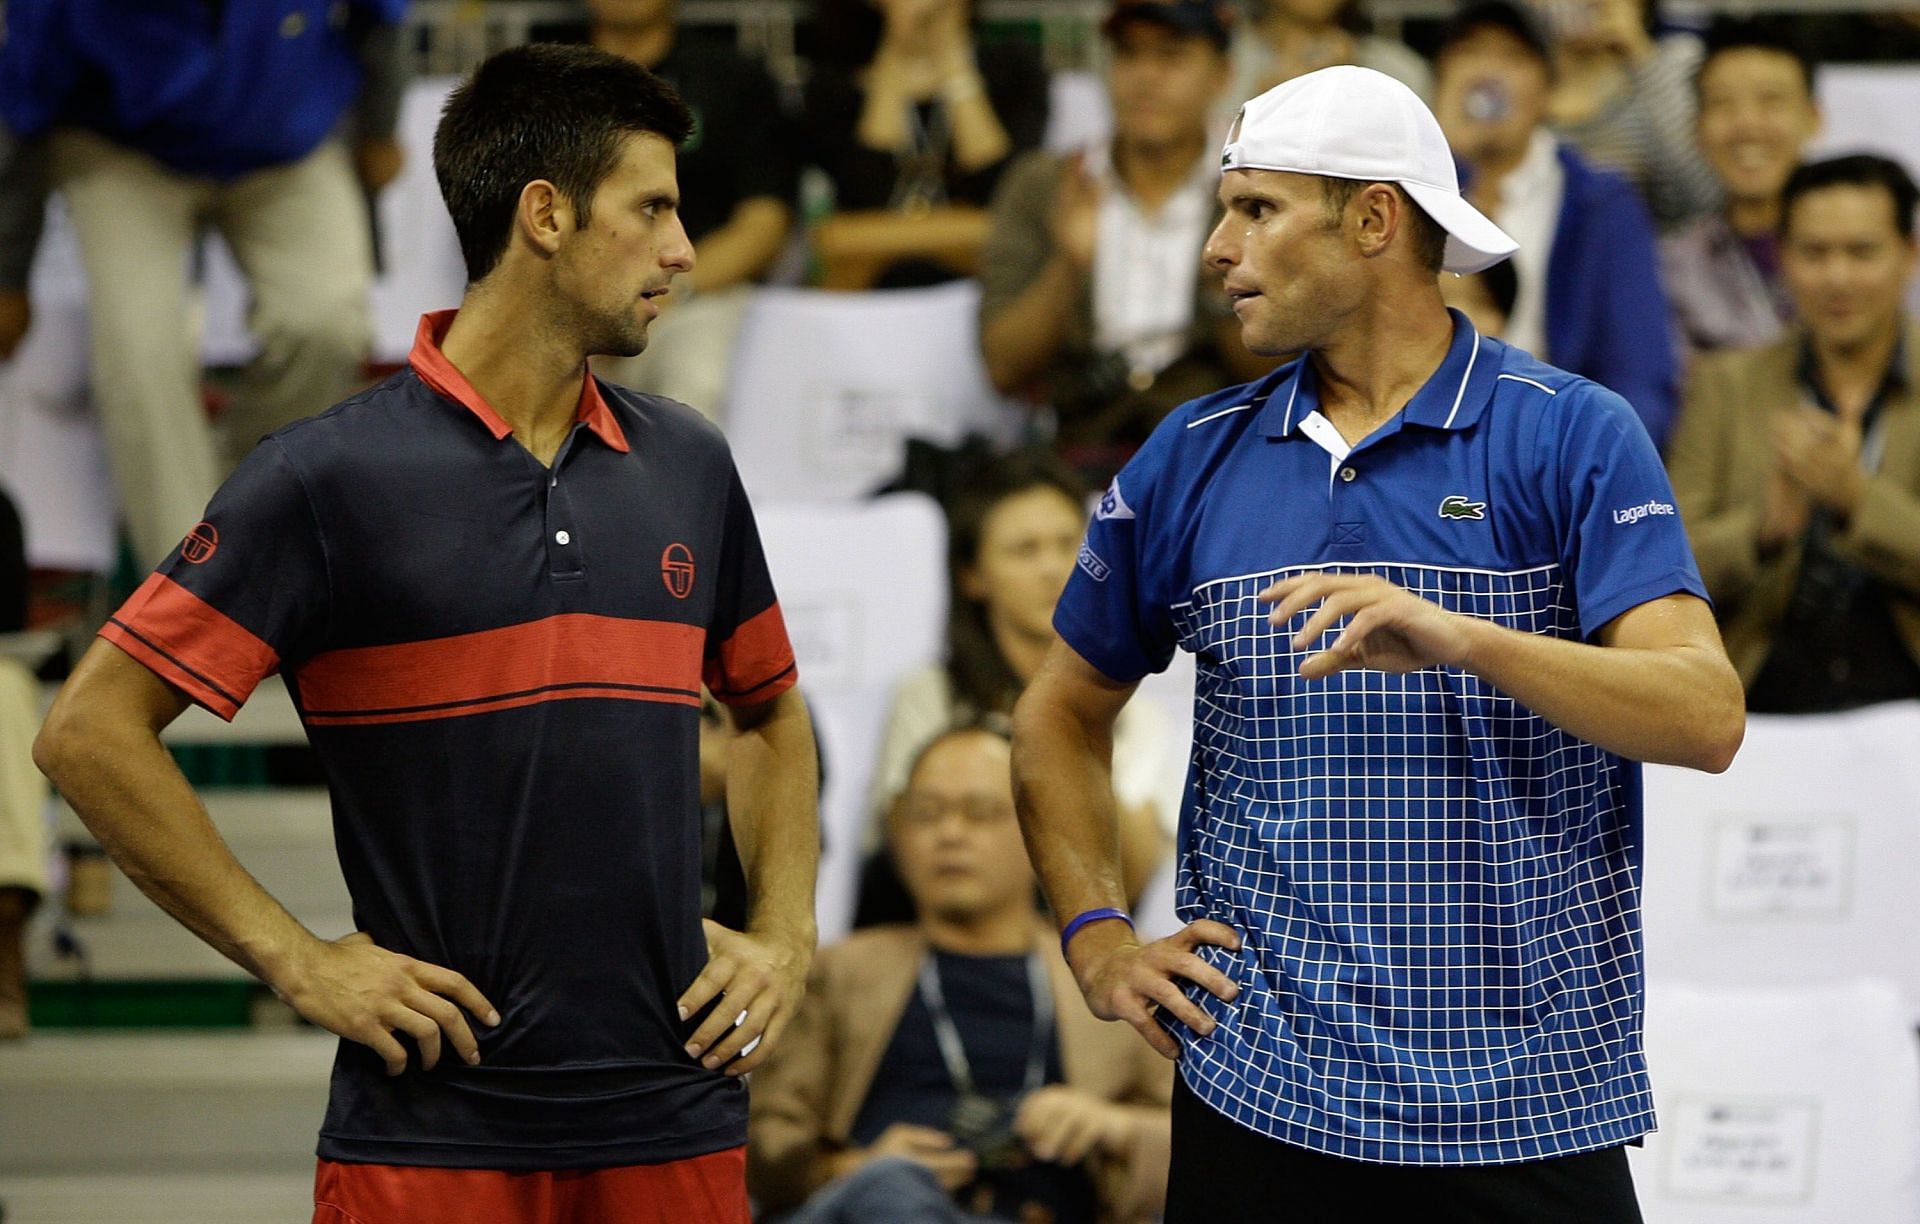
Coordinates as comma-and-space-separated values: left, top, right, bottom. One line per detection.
515, 179, 572, 259
1353, 182, 1401, 261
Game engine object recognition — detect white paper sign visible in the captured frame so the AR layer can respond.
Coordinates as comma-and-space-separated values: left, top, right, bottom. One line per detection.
779, 595, 863, 691
1708, 817, 1855, 920
1664, 1097, 1820, 1203
802, 384, 920, 479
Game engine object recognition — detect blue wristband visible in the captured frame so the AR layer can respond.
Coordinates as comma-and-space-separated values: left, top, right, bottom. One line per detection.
1059, 907, 1133, 958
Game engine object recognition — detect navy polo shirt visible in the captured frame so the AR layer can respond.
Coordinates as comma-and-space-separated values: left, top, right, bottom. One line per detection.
1056, 312, 1706, 1166
102, 311, 799, 1170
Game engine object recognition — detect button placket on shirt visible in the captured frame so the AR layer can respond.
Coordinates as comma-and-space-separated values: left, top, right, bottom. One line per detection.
543, 427, 587, 580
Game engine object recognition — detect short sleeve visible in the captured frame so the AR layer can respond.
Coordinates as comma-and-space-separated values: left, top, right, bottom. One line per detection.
703, 463, 799, 706
1557, 384, 1709, 639
1051, 449, 1179, 685
98, 440, 330, 720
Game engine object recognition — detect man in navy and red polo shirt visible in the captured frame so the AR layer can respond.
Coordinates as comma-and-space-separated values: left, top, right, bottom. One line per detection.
35, 45, 819, 1224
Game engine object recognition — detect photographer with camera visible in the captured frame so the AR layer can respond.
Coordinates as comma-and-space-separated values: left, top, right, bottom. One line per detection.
749, 725, 1171, 1223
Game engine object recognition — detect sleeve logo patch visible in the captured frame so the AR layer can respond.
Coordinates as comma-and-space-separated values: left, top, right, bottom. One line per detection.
1077, 542, 1111, 582
1437, 495, 1486, 521
1095, 478, 1135, 522
181, 522, 220, 564
1612, 500, 1676, 525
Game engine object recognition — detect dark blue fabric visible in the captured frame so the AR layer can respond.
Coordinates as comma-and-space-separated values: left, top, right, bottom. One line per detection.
1545, 145, 1681, 450
0, 0, 404, 178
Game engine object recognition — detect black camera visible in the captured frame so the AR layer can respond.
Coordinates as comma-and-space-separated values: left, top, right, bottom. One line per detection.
947, 1092, 1027, 1172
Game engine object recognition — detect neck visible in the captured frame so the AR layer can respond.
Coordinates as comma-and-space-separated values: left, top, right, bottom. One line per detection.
1725, 196, 1781, 239
1114, 132, 1206, 211
1311, 287, 1457, 444
439, 283, 588, 463
592, 19, 674, 68
1811, 314, 1902, 406
989, 616, 1052, 687
923, 904, 1037, 957
1465, 139, 1535, 214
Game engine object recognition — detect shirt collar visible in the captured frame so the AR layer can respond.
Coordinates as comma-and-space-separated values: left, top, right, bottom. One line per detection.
1795, 326, 1911, 410
1257, 310, 1498, 439
407, 310, 632, 454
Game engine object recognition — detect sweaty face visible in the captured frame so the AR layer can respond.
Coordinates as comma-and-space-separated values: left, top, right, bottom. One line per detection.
1696, 49, 1819, 208
1106, 23, 1227, 150
1782, 183, 1918, 353
550, 132, 695, 359
1204, 169, 1365, 357
963, 486, 1085, 647
890, 733, 1034, 924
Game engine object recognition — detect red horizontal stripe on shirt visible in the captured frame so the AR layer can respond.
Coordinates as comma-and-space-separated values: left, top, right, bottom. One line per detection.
99, 574, 281, 722
295, 614, 705, 726
704, 602, 798, 706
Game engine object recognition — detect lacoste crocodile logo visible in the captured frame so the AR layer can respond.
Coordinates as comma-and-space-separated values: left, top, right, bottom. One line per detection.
1438, 495, 1486, 521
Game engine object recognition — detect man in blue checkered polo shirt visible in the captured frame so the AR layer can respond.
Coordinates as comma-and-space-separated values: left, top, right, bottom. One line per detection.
1011, 64, 1746, 1222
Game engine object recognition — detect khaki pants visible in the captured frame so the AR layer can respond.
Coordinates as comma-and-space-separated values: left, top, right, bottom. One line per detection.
592, 286, 753, 425
49, 129, 373, 566
0, 659, 48, 898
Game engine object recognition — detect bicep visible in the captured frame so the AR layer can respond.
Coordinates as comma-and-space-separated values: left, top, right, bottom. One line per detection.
48, 637, 193, 739
1595, 592, 1722, 654
1024, 638, 1140, 736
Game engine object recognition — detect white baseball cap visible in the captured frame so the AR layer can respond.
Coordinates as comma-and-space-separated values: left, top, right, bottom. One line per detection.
1220, 65, 1519, 275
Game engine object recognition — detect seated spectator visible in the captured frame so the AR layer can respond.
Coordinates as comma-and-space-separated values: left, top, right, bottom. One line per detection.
981, 0, 1272, 481
1226, 0, 1432, 119
804, 0, 1049, 288
1439, 258, 1520, 339
1435, 1, 1679, 445
1535, 0, 1720, 230
0, 0, 404, 565
1661, 18, 1819, 362
0, 485, 47, 1040
1667, 154, 1920, 713
579, 0, 799, 420
863, 451, 1171, 925
750, 725, 1172, 1224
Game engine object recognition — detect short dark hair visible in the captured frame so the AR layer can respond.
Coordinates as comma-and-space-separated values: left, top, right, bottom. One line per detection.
433, 43, 694, 283
1435, 0, 1552, 71
1697, 16, 1817, 98
1781, 154, 1919, 242
1321, 178, 1449, 274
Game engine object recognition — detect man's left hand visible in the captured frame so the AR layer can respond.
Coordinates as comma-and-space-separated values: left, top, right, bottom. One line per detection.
676, 919, 811, 1077
1013, 1085, 1133, 1166
1773, 407, 1864, 519
1261, 574, 1476, 680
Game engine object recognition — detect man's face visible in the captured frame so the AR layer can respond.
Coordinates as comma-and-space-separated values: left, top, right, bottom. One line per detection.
1106, 23, 1226, 150
585, 0, 676, 30
890, 733, 1034, 926
551, 132, 695, 358
1697, 49, 1818, 208
1204, 169, 1366, 356
1782, 183, 1917, 353
1434, 27, 1552, 170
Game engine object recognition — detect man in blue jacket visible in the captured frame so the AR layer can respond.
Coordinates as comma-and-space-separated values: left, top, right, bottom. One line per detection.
0, 0, 409, 565
1432, 0, 1680, 448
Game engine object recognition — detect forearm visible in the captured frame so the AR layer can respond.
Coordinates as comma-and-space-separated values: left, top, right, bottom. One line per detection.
981, 254, 1081, 392
687, 199, 792, 294
946, 85, 1013, 173
1459, 616, 1742, 770
1010, 688, 1128, 935
726, 689, 820, 945
34, 719, 315, 984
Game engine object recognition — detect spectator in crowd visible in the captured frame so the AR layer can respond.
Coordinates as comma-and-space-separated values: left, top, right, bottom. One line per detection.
804, 0, 1049, 288
981, 0, 1272, 481
1435, 1, 1679, 445
1535, 0, 1720, 229
1661, 18, 1819, 362
0, 0, 407, 566
581, 0, 798, 420
0, 485, 47, 1041
1668, 154, 1920, 713
1226, 0, 1431, 117
864, 452, 1171, 926
1439, 258, 1519, 339
751, 725, 1172, 1224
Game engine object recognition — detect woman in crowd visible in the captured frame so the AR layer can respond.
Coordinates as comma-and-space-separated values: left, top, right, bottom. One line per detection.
859, 450, 1172, 925
804, 0, 1049, 287
1535, 0, 1721, 228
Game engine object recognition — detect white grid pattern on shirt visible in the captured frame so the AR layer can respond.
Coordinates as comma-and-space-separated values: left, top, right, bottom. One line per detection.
1168, 560, 1653, 1166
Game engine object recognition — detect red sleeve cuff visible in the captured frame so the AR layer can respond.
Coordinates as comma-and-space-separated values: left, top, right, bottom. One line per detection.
99, 575, 279, 721
705, 602, 799, 707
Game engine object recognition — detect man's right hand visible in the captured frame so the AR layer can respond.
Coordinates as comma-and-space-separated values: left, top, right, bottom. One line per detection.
269, 931, 499, 1076
1068, 919, 1242, 1060
0, 290, 30, 360
861, 1123, 979, 1192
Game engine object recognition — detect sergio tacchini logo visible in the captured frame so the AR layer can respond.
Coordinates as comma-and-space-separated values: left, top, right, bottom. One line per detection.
1438, 495, 1487, 521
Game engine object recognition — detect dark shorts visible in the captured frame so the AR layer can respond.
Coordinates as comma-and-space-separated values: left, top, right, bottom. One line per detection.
312, 1146, 750, 1224
1167, 1076, 1644, 1224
